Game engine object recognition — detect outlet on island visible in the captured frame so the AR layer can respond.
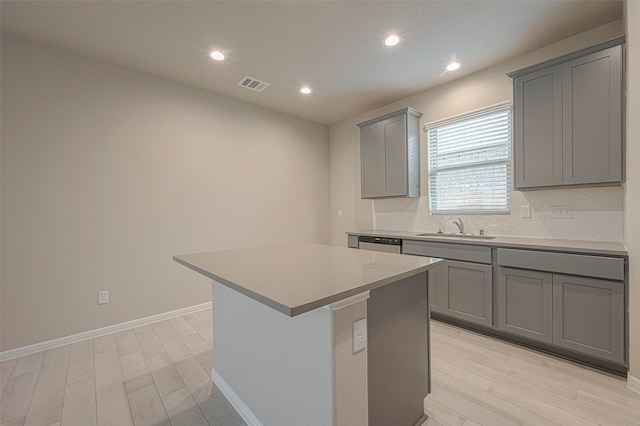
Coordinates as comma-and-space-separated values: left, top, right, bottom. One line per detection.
352, 318, 367, 354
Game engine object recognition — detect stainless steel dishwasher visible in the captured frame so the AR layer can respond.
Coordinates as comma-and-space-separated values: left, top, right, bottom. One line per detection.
357, 236, 402, 253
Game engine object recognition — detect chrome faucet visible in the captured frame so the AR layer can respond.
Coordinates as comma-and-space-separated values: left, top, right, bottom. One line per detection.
453, 217, 464, 234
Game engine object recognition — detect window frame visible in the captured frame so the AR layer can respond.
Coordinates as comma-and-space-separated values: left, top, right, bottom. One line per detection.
425, 102, 512, 215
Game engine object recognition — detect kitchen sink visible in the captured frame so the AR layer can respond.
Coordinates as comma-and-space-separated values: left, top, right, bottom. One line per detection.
414, 232, 496, 240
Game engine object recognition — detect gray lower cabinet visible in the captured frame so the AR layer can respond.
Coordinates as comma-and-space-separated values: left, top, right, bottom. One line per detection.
552, 274, 625, 364
510, 39, 623, 190
497, 267, 553, 344
442, 260, 493, 327
428, 264, 444, 314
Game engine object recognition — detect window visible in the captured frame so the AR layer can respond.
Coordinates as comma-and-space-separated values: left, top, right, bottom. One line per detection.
426, 103, 511, 215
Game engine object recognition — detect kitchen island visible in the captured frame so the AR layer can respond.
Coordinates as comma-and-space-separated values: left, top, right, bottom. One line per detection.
174, 242, 441, 426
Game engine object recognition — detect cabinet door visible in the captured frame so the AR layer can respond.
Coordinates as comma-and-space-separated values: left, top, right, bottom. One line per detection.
382, 114, 408, 196
497, 267, 552, 343
514, 65, 563, 189
442, 261, 492, 327
552, 274, 624, 364
360, 122, 384, 198
562, 45, 622, 185
428, 263, 444, 314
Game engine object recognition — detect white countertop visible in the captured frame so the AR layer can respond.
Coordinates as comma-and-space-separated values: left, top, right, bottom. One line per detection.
347, 230, 628, 256
174, 242, 441, 316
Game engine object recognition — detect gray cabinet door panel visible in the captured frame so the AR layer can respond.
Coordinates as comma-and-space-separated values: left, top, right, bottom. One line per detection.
552, 274, 624, 364
514, 65, 563, 189
428, 264, 444, 313
442, 261, 493, 327
383, 115, 408, 196
498, 267, 553, 343
360, 123, 384, 198
562, 45, 622, 185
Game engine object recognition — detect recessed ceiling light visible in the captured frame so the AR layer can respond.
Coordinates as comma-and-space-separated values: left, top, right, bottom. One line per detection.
384, 35, 400, 47
446, 61, 461, 71
300, 87, 312, 95
209, 51, 225, 61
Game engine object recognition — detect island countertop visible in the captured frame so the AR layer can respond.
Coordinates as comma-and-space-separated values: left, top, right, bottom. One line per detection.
174, 242, 440, 316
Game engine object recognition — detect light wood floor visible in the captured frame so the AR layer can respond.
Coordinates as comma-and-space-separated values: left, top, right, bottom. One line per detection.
2, 309, 639, 426
425, 320, 640, 426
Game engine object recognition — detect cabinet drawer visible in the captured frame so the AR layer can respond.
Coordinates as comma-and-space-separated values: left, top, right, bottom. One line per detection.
403, 240, 491, 264
497, 248, 624, 281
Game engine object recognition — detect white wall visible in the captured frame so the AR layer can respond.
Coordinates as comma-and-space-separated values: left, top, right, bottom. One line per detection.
624, 0, 640, 382
0, 36, 330, 351
330, 20, 625, 246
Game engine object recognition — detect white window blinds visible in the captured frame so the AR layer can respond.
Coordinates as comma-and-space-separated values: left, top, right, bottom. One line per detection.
426, 103, 511, 215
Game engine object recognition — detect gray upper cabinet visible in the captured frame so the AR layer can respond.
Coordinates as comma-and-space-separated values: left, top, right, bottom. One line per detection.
510, 39, 624, 190
358, 108, 422, 198
513, 65, 563, 188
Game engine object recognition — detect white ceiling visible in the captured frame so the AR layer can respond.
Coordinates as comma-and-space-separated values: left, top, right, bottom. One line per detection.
0, 1, 622, 125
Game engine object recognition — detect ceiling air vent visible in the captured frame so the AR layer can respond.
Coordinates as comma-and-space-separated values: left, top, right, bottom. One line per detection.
238, 76, 270, 93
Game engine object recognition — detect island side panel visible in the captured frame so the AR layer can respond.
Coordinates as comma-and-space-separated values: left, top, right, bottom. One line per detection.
367, 271, 430, 426
212, 281, 369, 426
332, 298, 369, 426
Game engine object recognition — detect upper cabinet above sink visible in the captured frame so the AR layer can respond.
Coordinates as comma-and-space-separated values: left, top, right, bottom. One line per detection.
358, 107, 422, 199
509, 38, 624, 190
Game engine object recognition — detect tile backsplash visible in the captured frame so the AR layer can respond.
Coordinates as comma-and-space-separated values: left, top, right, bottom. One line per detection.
373, 186, 624, 242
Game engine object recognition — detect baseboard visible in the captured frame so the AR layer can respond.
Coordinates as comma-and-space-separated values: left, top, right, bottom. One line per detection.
0, 302, 212, 361
212, 369, 263, 426
628, 373, 640, 395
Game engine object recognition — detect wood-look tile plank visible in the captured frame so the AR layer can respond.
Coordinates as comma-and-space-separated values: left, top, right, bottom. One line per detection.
133, 328, 166, 359
24, 352, 68, 426
182, 313, 212, 341
96, 382, 134, 426
42, 346, 70, 370
127, 384, 170, 426
66, 340, 95, 385
159, 335, 192, 364
487, 382, 599, 426
432, 358, 491, 391
424, 396, 467, 426
0, 417, 25, 426
11, 353, 45, 378
181, 333, 211, 357
446, 378, 559, 426
119, 351, 153, 394
173, 356, 212, 404
93, 334, 117, 355
151, 321, 176, 341
94, 348, 123, 390
146, 354, 185, 397
428, 383, 518, 426
114, 330, 141, 357
196, 309, 213, 325
195, 383, 245, 426
0, 370, 39, 424
161, 386, 208, 426
167, 317, 196, 337
576, 389, 640, 424
1, 361, 17, 395
60, 376, 96, 426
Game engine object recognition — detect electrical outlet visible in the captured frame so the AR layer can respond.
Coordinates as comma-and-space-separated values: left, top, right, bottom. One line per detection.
98, 290, 109, 305
550, 205, 573, 219
352, 318, 367, 354
337, 209, 343, 218
520, 205, 531, 218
